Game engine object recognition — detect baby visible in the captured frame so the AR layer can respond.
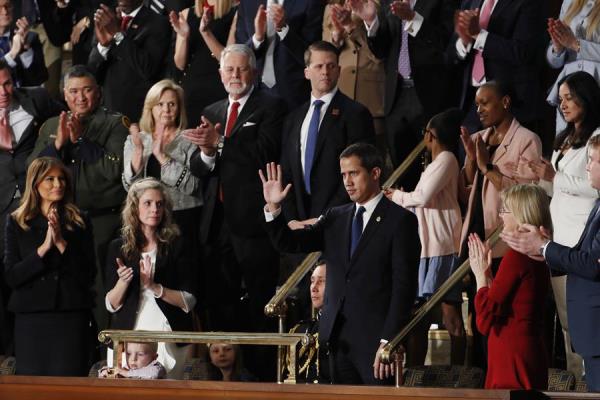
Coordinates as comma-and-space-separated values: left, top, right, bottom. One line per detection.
99, 342, 166, 379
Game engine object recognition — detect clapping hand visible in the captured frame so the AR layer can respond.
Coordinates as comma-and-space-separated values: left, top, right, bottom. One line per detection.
390, 0, 415, 21
348, 0, 377, 25
258, 162, 292, 213
475, 135, 490, 172
460, 126, 476, 162
181, 116, 221, 156
467, 233, 491, 289
169, 10, 190, 38
199, 6, 214, 33
269, 4, 286, 31
548, 18, 578, 52
139, 254, 154, 290
38, 205, 66, 257
129, 123, 143, 149
254, 4, 267, 41
526, 156, 555, 182
115, 258, 134, 286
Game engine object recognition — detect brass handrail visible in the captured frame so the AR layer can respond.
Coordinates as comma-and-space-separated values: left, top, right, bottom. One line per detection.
98, 330, 307, 384
379, 227, 503, 370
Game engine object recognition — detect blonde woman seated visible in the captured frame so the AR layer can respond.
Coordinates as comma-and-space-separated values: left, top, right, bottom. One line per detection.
123, 79, 203, 250
468, 184, 550, 389
105, 178, 197, 379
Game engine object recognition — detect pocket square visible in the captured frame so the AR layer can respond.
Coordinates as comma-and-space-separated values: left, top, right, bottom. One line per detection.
242, 121, 257, 127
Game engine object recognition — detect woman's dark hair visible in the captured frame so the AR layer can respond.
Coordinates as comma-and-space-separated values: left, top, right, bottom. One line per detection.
554, 71, 600, 151
428, 108, 463, 155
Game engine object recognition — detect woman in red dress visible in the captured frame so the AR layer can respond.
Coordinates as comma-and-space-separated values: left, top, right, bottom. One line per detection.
468, 184, 551, 390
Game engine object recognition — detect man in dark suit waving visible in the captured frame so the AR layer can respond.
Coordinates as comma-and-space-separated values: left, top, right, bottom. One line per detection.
281, 40, 375, 228
260, 143, 419, 384
501, 135, 600, 393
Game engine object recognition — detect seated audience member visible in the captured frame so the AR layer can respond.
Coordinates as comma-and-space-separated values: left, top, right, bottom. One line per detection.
123, 79, 202, 252
29, 64, 128, 331
260, 143, 420, 385
281, 40, 375, 227
289, 260, 330, 383
104, 178, 196, 379
4, 157, 95, 376
0, 58, 62, 356
546, 0, 600, 134
0, 0, 48, 86
207, 343, 255, 382
468, 184, 551, 390
99, 342, 166, 379
385, 108, 464, 367
87, 0, 170, 121
528, 71, 600, 380
322, 0, 385, 136
501, 134, 600, 393
169, 0, 236, 127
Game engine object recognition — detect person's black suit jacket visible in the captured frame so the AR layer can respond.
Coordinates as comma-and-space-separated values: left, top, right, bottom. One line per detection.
87, 5, 170, 121
4, 213, 96, 313
281, 90, 375, 221
265, 196, 420, 376
104, 236, 196, 332
0, 88, 64, 215
368, 0, 458, 116
545, 200, 600, 358
189, 89, 287, 242
447, 0, 545, 124
1, 30, 49, 87
235, 0, 324, 109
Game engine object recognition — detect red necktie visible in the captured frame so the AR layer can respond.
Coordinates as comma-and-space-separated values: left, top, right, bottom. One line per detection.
224, 101, 240, 138
120, 15, 133, 32
471, 0, 495, 82
0, 109, 13, 152
219, 101, 241, 202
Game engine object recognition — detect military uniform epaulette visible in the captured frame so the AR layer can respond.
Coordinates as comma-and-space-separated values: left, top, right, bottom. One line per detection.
288, 318, 320, 383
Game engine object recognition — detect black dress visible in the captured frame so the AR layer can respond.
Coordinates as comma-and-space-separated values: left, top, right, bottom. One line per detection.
4, 213, 96, 376
168, 6, 236, 127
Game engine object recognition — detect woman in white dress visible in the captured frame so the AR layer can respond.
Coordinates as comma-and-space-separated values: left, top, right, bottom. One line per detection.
104, 178, 197, 379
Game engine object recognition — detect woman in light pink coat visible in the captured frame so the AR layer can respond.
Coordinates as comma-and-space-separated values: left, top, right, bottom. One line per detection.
385, 108, 465, 366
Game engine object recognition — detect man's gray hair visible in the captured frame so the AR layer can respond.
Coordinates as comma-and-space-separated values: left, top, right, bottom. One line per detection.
63, 64, 97, 85
219, 44, 257, 70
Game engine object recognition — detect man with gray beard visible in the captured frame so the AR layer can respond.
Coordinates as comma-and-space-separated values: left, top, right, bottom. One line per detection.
184, 45, 286, 379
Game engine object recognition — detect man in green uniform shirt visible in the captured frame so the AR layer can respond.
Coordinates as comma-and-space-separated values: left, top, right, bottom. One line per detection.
28, 64, 128, 331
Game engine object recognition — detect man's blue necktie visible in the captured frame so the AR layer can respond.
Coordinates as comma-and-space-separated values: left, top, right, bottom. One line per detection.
0, 37, 10, 57
304, 99, 324, 194
350, 206, 366, 257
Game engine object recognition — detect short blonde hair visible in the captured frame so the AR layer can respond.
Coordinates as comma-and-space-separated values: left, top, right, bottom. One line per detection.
126, 341, 158, 354
139, 79, 187, 133
501, 184, 553, 233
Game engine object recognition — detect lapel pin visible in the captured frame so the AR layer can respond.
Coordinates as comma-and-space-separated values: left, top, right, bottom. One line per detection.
331, 108, 340, 116
376, 216, 381, 222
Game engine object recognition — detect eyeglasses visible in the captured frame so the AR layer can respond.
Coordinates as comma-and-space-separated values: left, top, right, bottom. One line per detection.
421, 128, 438, 140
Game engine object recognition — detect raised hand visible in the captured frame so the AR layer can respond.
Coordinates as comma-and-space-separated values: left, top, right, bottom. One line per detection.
454, 10, 472, 45
254, 4, 267, 41
468, 233, 491, 279
547, 18, 564, 54
170, 10, 190, 38
457, 9, 480, 39
9, 31, 24, 59
199, 6, 214, 33
15, 17, 30, 49
348, 0, 377, 25
258, 162, 292, 213
551, 19, 578, 51
48, 206, 67, 253
115, 258, 134, 286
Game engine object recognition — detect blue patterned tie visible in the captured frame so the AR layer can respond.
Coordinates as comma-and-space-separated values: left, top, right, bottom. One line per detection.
350, 206, 366, 257
397, 21, 411, 79
304, 99, 324, 194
